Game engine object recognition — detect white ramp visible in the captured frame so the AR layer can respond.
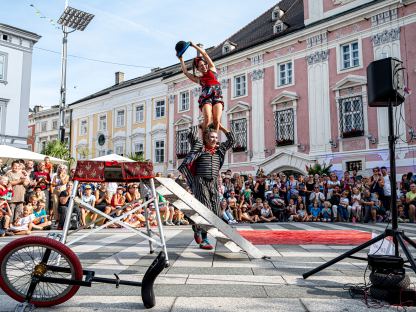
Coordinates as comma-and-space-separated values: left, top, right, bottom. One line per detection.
156, 177, 265, 259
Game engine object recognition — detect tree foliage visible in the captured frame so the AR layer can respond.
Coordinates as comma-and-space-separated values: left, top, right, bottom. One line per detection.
305, 162, 333, 176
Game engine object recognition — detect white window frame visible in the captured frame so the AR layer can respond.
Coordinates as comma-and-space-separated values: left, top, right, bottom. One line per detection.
233, 74, 247, 98
41, 121, 48, 132
52, 119, 58, 130
154, 100, 166, 119
276, 60, 294, 88
79, 119, 87, 136
135, 104, 144, 123
0, 52, 8, 83
0, 99, 8, 135
115, 109, 125, 128
337, 39, 363, 73
179, 91, 190, 112
134, 142, 144, 156
99, 114, 107, 131
115, 144, 124, 156
230, 118, 247, 152
154, 140, 165, 163
98, 150, 106, 157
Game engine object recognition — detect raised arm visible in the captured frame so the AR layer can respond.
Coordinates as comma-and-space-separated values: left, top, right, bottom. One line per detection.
188, 125, 203, 152
218, 129, 235, 155
179, 57, 199, 84
191, 42, 216, 72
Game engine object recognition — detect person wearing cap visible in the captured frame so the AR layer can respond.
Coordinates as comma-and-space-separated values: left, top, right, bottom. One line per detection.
80, 184, 96, 228
178, 122, 235, 250
177, 42, 227, 133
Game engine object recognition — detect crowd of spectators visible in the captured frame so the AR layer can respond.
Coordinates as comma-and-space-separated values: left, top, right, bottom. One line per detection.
213, 167, 416, 225
0, 157, 415, 238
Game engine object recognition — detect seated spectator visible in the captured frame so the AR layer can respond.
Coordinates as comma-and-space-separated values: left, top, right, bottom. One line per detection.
146, 203, 158, 226
406, 183, 416, 223
0, 198, 11, 236
250, 198, 263, 217
260, 201, 276, 222
58, 182, 78, 230
126, 183, 141, 203
111, 185, 126, 216
310, 200, 321, 221
294, 202, 310, 222
95, 184, 112, 216
329, 185, 341, 221
286, 198, 297, 221
220, 198, 237, 224
124, 210, 145, 228
397, 204, 408, 223
309, 185, 325, 207
80, 184, 96, 228
350, 187, 362, 223
227, 191, 240, 220
32, 199, 52, 230
160, 202, 175, 226
268, 186, 285, 221
8, 205, 34, 235
172, 207, 189, 225
321, 201, 332, 222
337, 191, 351, 222
241, 203, 259, 223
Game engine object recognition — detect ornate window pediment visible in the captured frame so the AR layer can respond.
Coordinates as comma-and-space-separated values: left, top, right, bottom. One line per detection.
271, 91, 299, 106
332, 75, 366, 91
227, 101, 250, 115
174, 115, 192, 126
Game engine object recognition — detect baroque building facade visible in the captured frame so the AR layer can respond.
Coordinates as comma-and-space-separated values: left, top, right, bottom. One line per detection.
69, 0, 416, 178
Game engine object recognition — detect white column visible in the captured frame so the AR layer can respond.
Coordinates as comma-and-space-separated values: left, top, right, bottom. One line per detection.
192, 87, 200, 126
220, 77, 229, 166
307, 50, 331, 154
168, 94, 175, 172
72, 119, 77, 157
250, 69, 265, 162
88, 116, 93, 158
145, 99, 152, 160
126, 105, 133, 155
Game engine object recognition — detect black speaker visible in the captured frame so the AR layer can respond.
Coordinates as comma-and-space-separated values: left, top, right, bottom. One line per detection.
367, 57, 405, 107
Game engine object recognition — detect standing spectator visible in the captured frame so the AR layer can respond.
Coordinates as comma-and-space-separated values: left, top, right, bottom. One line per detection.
286, 175, 298, 202
44, 156, 53, 175
297, 175, 307, 204
405, 183, 416, 223
362, 189, 376, 223
0, 198, 12, 236
338, 191, 351, 222
253, 177, 266, 201
6, 160, 29, 221
370, 167, 381, 183
329, 185, 341, 221
326, 172, 340, 200
350, 187, 362, 223
34, 161, 51, 212
50, 165, 69, 224
58, 182, 78, 230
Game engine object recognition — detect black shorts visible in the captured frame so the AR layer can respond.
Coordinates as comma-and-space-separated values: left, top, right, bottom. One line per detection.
198, 85, 224, 110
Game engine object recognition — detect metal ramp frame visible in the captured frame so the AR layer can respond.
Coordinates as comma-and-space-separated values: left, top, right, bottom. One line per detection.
155, 177, 265, 259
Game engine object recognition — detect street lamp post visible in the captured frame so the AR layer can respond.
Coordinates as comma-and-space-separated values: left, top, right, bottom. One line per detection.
57, 6, 94, 143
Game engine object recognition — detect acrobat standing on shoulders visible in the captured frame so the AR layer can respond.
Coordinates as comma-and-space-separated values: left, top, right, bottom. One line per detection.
177, 42, 227, 133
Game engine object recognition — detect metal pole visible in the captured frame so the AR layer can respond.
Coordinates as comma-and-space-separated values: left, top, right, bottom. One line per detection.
58, 29, 68, 143
60, 180, 78, 244
150, 178, 169, 264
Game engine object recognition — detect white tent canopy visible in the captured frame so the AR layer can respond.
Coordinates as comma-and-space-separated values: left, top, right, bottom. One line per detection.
90, 154, 133, 162
0, 145, 66, 164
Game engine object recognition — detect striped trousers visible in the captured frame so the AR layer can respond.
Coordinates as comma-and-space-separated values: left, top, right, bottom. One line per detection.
193, 176, 220, 216
192, 176, 220, 241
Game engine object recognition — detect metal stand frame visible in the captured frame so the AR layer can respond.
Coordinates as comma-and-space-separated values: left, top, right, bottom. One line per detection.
303, 100, 416, 279
60, 178, 169, 264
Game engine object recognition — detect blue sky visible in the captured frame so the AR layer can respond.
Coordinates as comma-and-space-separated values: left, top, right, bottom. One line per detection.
1, 0, 278, 108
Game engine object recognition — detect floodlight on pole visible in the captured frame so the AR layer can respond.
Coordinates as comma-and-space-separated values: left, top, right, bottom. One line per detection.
56, 6, 94, 143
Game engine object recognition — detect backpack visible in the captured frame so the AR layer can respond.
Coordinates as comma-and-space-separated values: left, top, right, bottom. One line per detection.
69, 212, 80, 230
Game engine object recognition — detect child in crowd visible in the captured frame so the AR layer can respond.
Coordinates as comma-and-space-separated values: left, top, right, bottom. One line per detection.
8, 206, 35, 235
310, 200, 321, 222
80, 184, 96, 228
295, 202, 310, 222
338, 191, 351, 222
287, 198, 297, 221
321, 201, 332, 222
32, 199, 52, 230
260, 201, 276, 222
172, 207, 189, 225
0, 198, 11, 236
241, 203, 259, 223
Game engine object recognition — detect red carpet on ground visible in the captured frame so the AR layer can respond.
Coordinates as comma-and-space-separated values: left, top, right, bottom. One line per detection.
238, 230, 372, 245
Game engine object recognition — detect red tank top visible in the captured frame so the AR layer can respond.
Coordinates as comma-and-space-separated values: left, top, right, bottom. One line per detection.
199, 70, 220, 87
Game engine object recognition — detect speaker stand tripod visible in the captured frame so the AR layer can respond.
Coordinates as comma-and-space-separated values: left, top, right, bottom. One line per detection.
303, 99, 416, 279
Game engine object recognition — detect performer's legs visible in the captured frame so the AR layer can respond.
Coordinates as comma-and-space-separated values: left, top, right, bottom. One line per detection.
201, 104, 213, 131
212, 103, 227, 133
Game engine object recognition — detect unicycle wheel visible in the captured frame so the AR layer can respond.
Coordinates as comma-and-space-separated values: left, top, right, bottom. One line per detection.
0, 236, 83, 307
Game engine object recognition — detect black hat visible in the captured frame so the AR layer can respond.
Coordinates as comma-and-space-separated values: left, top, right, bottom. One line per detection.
175, 41, 191, 57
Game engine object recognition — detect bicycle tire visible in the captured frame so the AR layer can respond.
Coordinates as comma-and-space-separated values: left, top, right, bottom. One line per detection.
0, 236, 83, 307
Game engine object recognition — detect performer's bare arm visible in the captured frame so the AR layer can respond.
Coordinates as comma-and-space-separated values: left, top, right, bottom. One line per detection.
179, 57, 199, 84
191, 42, 216, 73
